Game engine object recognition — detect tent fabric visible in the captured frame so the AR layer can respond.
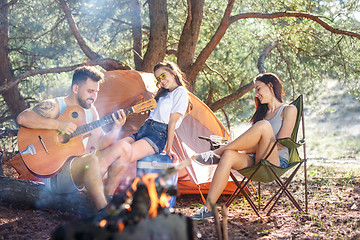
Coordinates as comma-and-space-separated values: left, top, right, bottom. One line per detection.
95, 70, 243, 194
10, 70, 243, 195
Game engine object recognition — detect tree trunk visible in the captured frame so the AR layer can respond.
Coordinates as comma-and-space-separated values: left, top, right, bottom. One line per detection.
140, 0, 168, 72
0, 0, 28, 117
130, 0, 143, 70
177, 0, 204, 81
0, 176, 96, 216
185, 0, 235, 91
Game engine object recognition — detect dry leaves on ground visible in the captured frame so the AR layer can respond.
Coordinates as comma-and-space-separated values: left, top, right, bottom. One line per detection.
1, 162, 360, 240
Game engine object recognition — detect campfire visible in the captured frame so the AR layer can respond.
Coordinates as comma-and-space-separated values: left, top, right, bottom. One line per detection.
52, 166, 197, 240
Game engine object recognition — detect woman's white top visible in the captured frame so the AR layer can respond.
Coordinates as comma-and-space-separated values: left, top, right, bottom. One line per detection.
148, 86, 189, 129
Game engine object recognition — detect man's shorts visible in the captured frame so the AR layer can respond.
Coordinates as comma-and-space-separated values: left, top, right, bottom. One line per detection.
43, 157, 84, 193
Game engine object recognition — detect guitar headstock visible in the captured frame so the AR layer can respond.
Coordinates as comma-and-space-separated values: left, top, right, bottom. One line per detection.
132, 99, 157, 114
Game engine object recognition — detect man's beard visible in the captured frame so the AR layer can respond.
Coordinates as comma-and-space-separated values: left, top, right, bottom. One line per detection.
77, 96, 94, 109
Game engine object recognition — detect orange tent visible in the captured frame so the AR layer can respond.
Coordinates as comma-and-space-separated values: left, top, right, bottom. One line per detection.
95, 70, 243, 195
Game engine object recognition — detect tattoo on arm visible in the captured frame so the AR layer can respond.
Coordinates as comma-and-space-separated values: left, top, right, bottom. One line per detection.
33, 101, 55, 117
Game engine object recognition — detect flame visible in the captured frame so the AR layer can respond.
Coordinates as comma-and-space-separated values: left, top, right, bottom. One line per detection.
99, 219, 107, 228
131, 177, 140, 192
159, 192, 171, 208
140, 173, 173, 218
141, 173, 159, 218
118, 221, 125, 232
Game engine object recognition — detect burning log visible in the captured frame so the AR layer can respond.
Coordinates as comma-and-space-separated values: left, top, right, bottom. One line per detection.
52, 163, 198, 240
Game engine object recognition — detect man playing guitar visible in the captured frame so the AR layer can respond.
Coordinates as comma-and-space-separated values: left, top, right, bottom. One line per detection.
17, 66, 128, 211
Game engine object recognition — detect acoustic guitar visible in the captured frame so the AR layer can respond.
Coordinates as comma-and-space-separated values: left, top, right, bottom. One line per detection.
17, 99, 157, 177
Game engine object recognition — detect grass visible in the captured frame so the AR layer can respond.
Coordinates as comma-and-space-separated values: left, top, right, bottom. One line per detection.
305, 79, 360, 160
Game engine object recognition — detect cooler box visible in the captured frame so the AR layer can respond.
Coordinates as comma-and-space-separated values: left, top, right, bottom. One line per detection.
136, 154, 178, 207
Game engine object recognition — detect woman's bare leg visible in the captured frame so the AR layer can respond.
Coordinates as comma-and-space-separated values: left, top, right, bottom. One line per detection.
205, 150, 253, 209
97, 137, 134, 195
128, 139, 156, 162
98, 137, 156, 195
214, 120, 280, 166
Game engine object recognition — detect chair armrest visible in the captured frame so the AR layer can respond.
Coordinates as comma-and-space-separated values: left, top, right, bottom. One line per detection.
278, 138, 305, 149
198, 136, 212, 142
198, 136, 228, 150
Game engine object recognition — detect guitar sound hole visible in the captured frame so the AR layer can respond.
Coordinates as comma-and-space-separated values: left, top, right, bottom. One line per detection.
72, 112, 79, 119
58, 133, 70, 144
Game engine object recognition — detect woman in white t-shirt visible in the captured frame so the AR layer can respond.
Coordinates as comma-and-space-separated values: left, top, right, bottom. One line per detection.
128, 61, 190, 158
105, 62, 190, 193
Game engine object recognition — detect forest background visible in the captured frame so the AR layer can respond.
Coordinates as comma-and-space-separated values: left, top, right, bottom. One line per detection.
0, 0, 359, 160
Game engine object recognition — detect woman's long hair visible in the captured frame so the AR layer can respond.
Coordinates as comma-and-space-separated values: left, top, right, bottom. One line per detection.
250, 73, 284, 124
153, 61, 193, 114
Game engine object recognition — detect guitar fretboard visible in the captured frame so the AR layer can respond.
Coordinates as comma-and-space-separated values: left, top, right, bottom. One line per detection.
69, 107, 134, 138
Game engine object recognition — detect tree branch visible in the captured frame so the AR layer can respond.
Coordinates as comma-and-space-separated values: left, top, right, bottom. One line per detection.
208, 81, 254, 112
201, 69, 214, 105
257, 39, 280, 73
336, 38, 348, 77
276, 45, 295, 98
204, 63, 232, 90
229, 12, 360, 40
189, 0, 234, 81
1, 0, 19, 9
57, 0, 129, 71
58, 0, 101, 60
207, 39, 278, 112
220, 108, 231, 132
166, 49, 177, 57
0, 59, 130, 93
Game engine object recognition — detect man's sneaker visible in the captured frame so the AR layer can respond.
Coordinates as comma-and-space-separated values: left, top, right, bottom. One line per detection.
192, 206, 213, 220
192, 151, 221, 165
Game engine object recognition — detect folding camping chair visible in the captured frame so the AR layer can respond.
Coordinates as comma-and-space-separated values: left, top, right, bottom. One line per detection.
224, 95, 308, 218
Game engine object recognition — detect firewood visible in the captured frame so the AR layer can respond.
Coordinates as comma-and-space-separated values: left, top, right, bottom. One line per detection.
0, 176, 96, 216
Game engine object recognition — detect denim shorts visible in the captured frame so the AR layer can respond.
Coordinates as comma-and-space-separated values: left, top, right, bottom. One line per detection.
130, 119, 168, 154
250, 154, 289, 168
43, 158, 84, 194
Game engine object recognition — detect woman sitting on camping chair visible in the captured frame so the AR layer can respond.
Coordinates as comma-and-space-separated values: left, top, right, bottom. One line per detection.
191, 73, 298, 220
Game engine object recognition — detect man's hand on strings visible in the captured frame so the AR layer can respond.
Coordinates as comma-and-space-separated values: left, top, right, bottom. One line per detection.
112, 109, 126, 129
57, 120, 77, 135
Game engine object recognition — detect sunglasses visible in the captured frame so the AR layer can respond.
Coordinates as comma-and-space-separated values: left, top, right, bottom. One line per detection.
155, 72, 167, 84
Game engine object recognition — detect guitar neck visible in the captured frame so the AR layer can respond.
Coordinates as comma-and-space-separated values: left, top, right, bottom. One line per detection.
69, 107, 134, 138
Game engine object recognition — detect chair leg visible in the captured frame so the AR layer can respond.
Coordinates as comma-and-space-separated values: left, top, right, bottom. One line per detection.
266, 165, 304, 215
258, 182, 261, 210
226, 169, 263, 218
227, 172, 262, 218
304, 159, 308, 213
225, 172, 246, 207
263, 172, 292, 211
226, 164, 263, 207
263, 162, 303, 211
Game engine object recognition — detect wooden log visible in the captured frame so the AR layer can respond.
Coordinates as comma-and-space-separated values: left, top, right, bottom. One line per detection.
0, 175, 96, 216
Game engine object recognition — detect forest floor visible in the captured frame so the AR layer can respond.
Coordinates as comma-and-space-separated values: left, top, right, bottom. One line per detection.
1, 79, 359, 239
1, 159, 360, 240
